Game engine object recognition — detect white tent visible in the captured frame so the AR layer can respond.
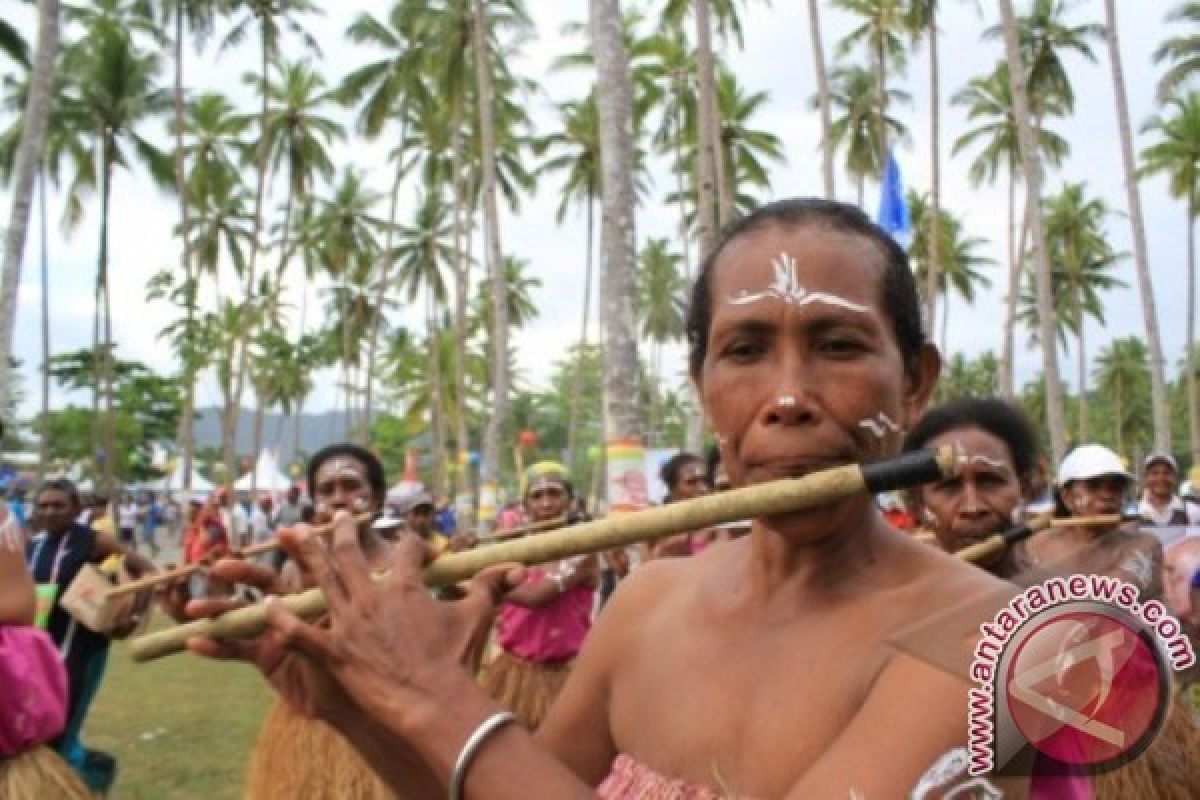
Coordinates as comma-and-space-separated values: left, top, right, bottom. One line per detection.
146, 461, 215, 493
233, 450, 292, 492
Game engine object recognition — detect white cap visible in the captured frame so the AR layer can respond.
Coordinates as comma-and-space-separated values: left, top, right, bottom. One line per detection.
1056, 444, 1132, 487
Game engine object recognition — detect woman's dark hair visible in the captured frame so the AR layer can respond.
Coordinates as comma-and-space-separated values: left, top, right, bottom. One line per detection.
36, 478, 82, 510
659, 452, 702, 495
903, 398, 1040, 486
686, 197, 925, 378
307, 443, 387, 507
705, 444, 723, 488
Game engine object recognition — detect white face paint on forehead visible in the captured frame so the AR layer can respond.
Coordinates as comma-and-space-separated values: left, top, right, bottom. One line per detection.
728, 251, 872, 313
966, 453, 1009, 470
317, 458, 365, 483
858, 411, 901, 439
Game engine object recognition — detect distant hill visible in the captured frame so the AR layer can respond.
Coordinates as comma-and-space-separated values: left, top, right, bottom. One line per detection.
193, 407, 374, 464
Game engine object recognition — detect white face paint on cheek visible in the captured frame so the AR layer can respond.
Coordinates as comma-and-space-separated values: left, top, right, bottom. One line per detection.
857, 411, 902, 439
353, 497, 368, 512
727, 251, 873, 312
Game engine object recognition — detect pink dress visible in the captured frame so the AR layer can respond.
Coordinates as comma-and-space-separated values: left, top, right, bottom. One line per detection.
597, 754, 741, 800
496, 565, 594, 663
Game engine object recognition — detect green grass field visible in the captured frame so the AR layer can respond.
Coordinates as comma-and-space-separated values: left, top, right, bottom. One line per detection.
83, 616, 273, 799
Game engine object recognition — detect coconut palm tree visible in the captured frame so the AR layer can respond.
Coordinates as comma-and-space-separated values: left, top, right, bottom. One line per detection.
950, 64, 1069, 398
159, 0, 223, 489
806, 0, 835, 198
57, 20, 172, 493
394, 191, 454, 491
1153, 1, 1200, 101
637, 239, 686, 446
220, 0, 320, 481
537, 92, 601, 470
1101, 0, 1172, 454
997, 0, 1067, 464
0, 0, 59, 423
822, 64, 910, 206
1041, 183, 1126, 442
1095, 337, 1152, 459
907, 192, 994, 355
833, 0, 908, 176
591, 0, 643, 497
1142, 91, 1200, 463
340, 3, 428, 434
714, 67, 785, 213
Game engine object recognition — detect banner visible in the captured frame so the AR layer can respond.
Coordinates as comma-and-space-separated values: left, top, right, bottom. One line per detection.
606, 438, 649, 514
478, 481, 498, 524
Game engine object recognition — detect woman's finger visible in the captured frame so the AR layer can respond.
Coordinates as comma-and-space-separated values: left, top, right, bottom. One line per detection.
280, 524, 351, 611
185, 597, 245, 619
263, 595, 337, 665
208, 559, 286, 593
458, 564, 526, 620
186, 635, 258, 662
326, 510, 373, 594
389, 533, 431, 583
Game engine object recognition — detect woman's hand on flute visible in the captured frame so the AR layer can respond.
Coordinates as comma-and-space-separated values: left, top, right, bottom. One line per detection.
248, 510, 527, 738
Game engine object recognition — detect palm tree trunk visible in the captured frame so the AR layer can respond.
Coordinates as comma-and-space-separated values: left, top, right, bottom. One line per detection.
999, 0, 1068, 464
675, 75, 705, 454
1187, 193, 1199, 464
1103, 0, 1171, 454
694, 0, 731, 226
806, 0, 835, 199
940, 292, 950, 358
37, 168, 49, 481
99, 149, 117, 495
250, 383, 265, 493
0, 0, 59, 419
1077, 301, 1088, 443
427, 297, 448, 498
451, 102, 471, 515
1000, 167, 1019, 398
924, 11, 942, 339
591, 0, 642, 450
473, 0, 510, 521
566, 194, 595, 471
876, 34, 888, 178
363, 153, 406, 443
857, 175, 865, 209
171, 3, 198, 492
226, 22, 272, 489
1115, 381, 1125, 458
692, 0, 720, 258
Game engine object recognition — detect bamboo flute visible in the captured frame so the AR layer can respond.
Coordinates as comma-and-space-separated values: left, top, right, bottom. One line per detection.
473, 514, 567, 542
956, 513, 1127, 565
129, 447, 959, 663
107, 513, 376, 599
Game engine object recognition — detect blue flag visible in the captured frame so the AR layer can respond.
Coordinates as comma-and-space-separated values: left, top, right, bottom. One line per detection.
876, 150, 912, 250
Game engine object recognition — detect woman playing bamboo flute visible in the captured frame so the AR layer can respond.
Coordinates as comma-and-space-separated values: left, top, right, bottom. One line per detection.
177, 443, 398, 800
183, 199, 1024, 797
905, 400, 1200, 799
480, 461, 597, 729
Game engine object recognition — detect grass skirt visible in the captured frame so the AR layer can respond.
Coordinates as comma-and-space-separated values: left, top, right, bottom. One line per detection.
1093, 692, 1200, 800
480, 649, 572, 730
0, 746, 92, 799
245, 699, 397, 800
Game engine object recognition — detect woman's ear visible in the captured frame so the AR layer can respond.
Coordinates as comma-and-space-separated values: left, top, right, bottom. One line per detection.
902, 344, 941, 429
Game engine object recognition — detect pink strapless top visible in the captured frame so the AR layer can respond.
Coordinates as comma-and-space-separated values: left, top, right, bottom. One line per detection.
597, 754, 745, 799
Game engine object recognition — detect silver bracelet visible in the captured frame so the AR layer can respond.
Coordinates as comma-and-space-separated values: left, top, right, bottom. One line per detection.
448, 710, 518, 800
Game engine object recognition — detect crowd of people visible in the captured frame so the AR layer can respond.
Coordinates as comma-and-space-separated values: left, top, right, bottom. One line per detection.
3, 198, 1200, 797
